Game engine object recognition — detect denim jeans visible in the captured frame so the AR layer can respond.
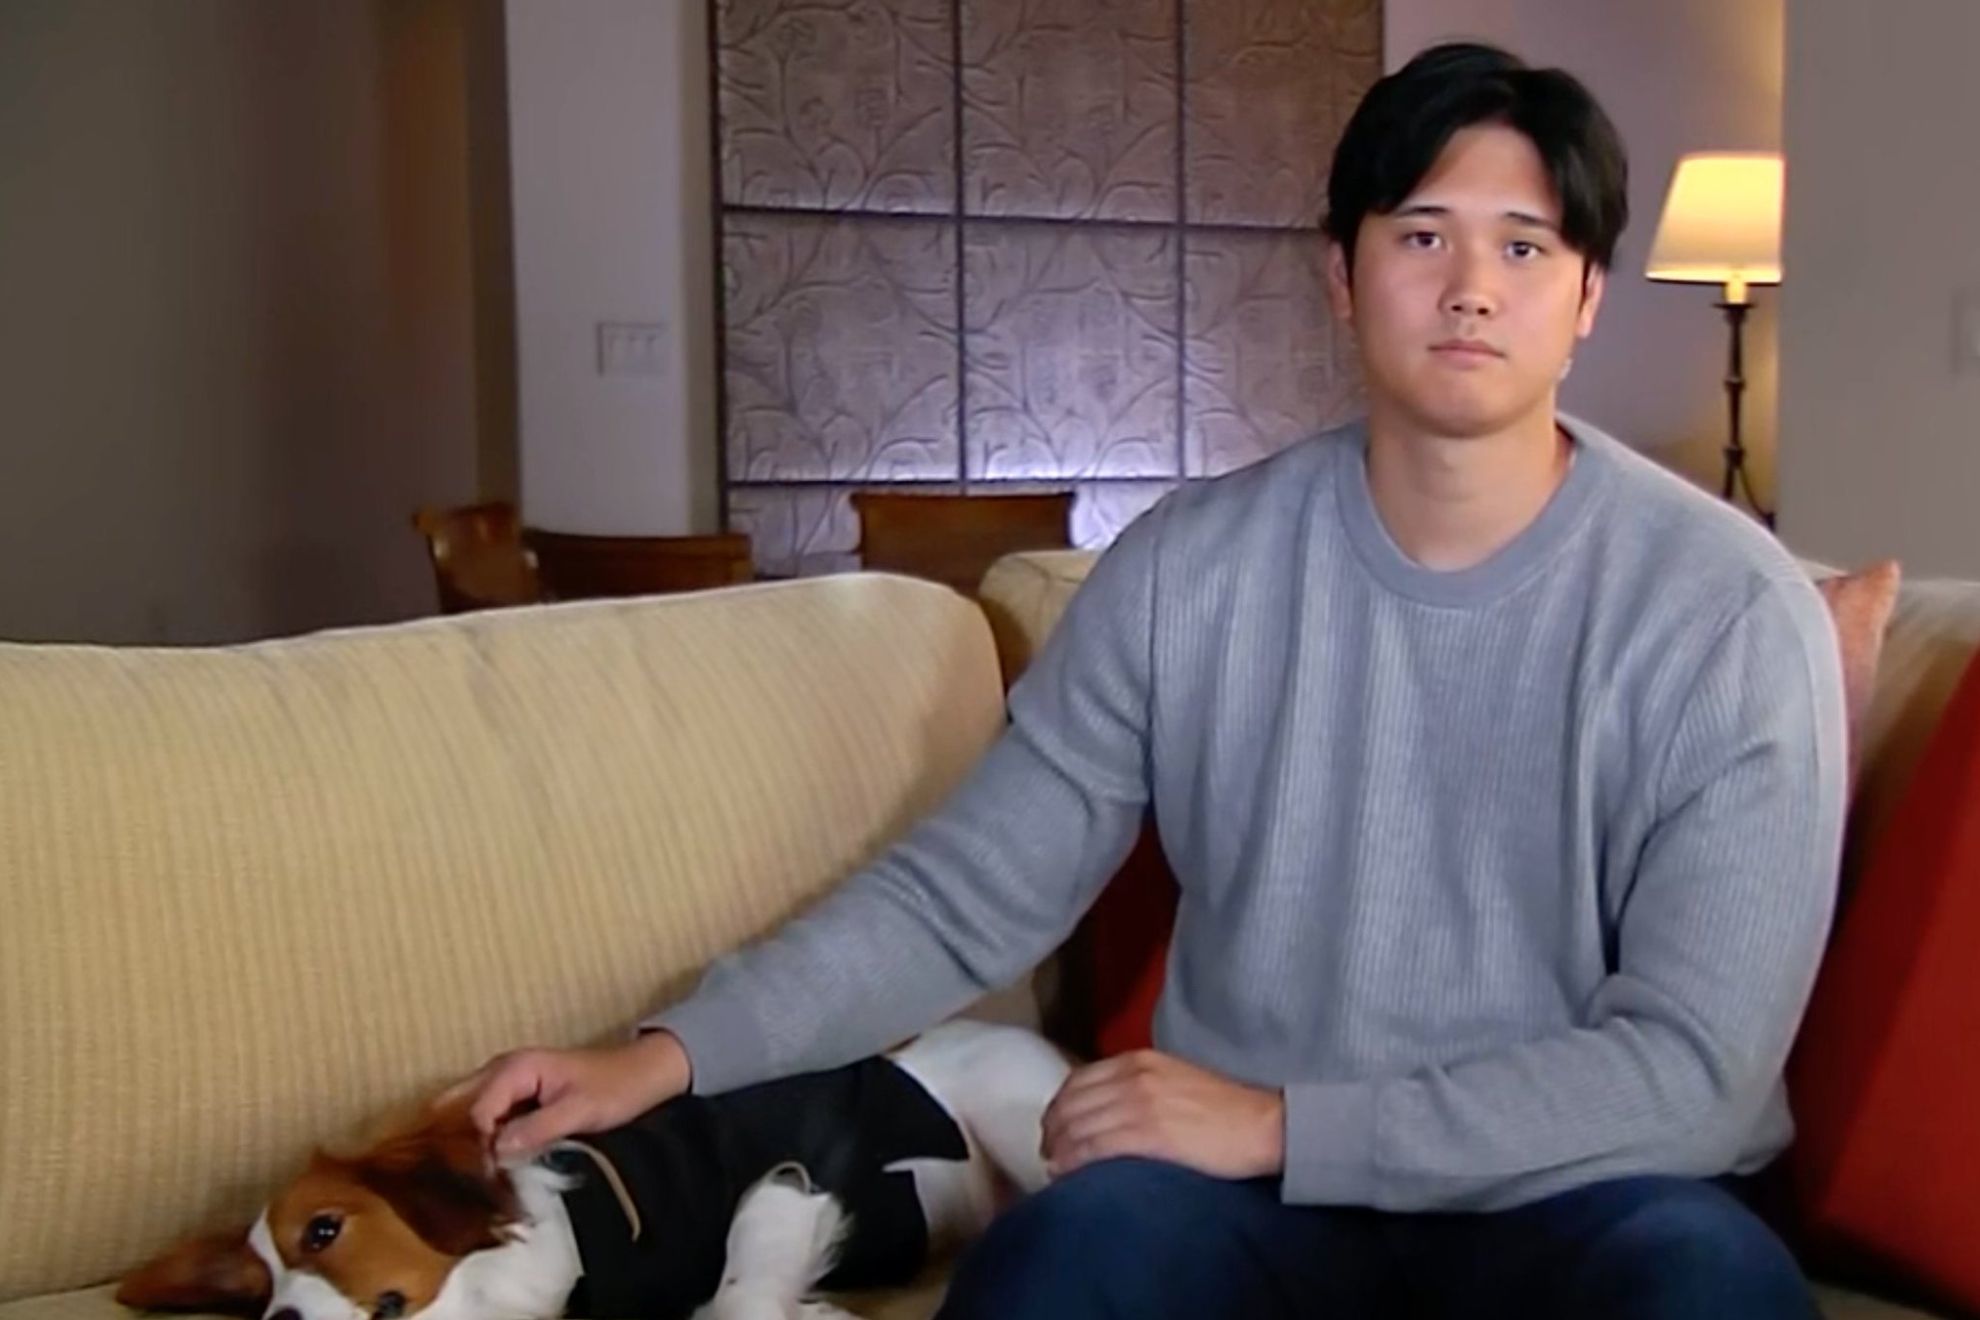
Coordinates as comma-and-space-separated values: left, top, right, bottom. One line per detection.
937, 1157, 1817, 1320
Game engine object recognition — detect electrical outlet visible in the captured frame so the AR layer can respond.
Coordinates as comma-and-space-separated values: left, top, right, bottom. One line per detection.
598, 321, 669, 378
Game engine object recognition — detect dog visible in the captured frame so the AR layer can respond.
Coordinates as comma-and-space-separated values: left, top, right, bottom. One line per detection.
116, 1020, 1070, 1320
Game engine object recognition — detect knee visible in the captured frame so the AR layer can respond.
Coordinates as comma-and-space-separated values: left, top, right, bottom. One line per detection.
971, 1157, 1213, 1260
1582, 1180, 1815, 1318
938, 1159, 1223, 1318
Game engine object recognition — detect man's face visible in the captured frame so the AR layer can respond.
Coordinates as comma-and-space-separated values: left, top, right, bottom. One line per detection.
1328, 123, 1605, 440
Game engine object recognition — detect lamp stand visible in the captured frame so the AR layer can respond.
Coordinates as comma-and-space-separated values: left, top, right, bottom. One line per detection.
1715, 298, 1775, 529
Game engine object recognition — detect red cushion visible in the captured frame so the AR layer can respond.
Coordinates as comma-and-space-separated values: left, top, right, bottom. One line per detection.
1788, 644, 1980, 1310
1079, 819, 1177, 1057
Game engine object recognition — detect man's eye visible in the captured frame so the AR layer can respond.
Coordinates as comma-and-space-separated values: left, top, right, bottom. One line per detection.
1507, 240, 1544, 260
303, 1214, 342, 1253
1403, 231, 1441, 250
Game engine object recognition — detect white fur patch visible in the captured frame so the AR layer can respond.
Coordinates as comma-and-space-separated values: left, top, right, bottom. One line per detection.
251, 1213, 363, 1320
408, 1162, 582, 1320
691, 1170, 852, 1320
885, 1019, 1072, 1247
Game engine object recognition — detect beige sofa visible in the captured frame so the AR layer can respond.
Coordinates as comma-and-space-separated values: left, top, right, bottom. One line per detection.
1, 549, 1974, 1320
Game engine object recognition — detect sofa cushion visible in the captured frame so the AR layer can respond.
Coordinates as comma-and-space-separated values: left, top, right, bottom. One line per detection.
1788, 643, 1980, 1313
0, 577, 1004, 1301
0, 1267, 1940, 1320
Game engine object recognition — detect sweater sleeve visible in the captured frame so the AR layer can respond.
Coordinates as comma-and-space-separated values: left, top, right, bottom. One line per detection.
1282, 577, 1849, 1211
642, 508, 1162, 1096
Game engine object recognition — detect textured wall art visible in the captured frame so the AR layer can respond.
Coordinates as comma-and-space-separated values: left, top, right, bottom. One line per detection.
714, 0, 1379, 576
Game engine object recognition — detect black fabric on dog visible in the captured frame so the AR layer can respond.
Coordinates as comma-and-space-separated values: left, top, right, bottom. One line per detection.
551, 1055, 968, 1319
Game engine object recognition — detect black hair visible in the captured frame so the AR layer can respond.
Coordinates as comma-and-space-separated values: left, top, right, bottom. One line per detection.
1323, 42, 1628, 273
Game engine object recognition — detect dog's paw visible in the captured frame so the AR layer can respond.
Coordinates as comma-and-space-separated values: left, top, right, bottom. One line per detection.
693, 1168, 855, 1320
691, 1282, 860, 1320
689, 1281, 804, 1320
721, 1167, 849, 1293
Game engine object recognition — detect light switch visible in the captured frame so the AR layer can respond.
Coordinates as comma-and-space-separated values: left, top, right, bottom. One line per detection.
598, 321, 669, 378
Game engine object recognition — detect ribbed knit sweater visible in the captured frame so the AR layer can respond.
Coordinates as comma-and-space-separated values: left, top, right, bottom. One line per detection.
650, 416, 1847, 1212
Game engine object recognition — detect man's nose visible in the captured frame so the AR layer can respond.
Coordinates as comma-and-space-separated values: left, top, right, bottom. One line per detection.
1443, 248, 1499, 319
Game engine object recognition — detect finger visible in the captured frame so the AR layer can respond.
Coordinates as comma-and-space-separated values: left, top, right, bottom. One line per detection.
468, 1058, 547, 1138
1057, 1054, 1140, 1098
1041, 1056, 1140, 1129
1045, 1112, 1135, 1168
1048, 1119, 1160, 1179
1042, 1054, 1169, 1134
493, 1095, 591, 1159
1040, 1078, 1138, 1154
432, 1062, 494, 1111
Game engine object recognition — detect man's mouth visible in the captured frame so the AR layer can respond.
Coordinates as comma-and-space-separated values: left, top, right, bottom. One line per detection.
1430, 338, 1505, 360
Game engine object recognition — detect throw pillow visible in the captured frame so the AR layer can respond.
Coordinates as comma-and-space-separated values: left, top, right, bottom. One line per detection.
1813, 559, 1903, 778
1787, 641, 1980, 1312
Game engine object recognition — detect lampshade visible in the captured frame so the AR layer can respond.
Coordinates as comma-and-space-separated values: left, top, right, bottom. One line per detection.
1645, 151, 1784, 303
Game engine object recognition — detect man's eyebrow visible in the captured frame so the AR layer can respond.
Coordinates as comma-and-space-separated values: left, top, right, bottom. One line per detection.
1388, 203, 1563, 234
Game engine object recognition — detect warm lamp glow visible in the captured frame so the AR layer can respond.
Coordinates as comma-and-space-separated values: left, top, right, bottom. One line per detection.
1645, 151, 1783, 305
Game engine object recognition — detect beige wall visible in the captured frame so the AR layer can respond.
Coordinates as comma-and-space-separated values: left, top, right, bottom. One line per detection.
0, 0, 508, 644
505, 0, 718, 537
1778, 0, 1980, 577
1383, 0, 1783, 495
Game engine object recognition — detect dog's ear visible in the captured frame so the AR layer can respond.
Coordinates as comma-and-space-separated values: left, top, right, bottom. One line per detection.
116, 1227, 271, 1316
350, 1099, 519, 1258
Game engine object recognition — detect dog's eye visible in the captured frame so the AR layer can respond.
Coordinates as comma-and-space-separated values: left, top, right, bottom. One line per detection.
374, 1291, 406, 1320
302, 1214, 342, 1253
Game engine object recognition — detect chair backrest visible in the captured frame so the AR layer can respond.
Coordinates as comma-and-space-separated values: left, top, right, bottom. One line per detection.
522, 528, 755, 598
851, 490, 1074, 597
411, 502, 544, 614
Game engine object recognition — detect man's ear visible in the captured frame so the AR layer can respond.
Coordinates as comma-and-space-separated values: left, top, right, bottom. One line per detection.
1326, 240, 1355, 322
116, 1227, 271, 1317
349, 1102, 519, 1258
1576, 262, 1607, 338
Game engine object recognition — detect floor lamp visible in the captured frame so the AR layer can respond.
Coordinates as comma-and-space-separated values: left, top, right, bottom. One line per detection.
1646, 151, 1784, 530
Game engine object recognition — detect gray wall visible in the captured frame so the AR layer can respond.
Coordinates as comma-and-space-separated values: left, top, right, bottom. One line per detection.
1778, 0, 1980, 577
505, 0, 718, 539
0, 0, 508, 643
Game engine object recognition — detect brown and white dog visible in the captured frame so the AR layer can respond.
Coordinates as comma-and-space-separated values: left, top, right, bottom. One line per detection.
117, 1021, 1069, 1320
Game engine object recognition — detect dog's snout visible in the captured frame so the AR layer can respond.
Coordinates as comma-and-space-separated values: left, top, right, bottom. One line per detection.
268, 1307, 300, 1320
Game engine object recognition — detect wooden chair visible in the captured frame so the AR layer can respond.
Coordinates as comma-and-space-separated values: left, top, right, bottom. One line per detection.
521, 528, 754, 599
411, 502, 545, 614
850, 489, 1075, 598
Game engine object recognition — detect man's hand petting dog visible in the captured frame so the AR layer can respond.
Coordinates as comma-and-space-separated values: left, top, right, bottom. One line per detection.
443, 1028, 693, 1158
1040, 1049, 1286, 1181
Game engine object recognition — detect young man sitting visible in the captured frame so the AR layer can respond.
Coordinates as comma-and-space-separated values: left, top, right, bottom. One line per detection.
459, 43, 1845, 1320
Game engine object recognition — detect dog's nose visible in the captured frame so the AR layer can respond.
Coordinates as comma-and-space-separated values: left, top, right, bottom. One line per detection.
268, 1308, 300, 1320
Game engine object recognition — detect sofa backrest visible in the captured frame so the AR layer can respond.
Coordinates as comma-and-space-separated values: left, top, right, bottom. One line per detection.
0, 576, 1004, 1300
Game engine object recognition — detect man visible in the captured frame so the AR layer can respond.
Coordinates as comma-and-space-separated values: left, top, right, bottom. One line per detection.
459, 43, 1846, 1319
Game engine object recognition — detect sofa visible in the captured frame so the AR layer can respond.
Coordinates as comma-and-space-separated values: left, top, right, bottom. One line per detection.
1, 546, 1974, 1320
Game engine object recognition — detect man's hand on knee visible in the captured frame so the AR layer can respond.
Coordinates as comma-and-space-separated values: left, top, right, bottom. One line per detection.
1040, 1049, 1285, 1182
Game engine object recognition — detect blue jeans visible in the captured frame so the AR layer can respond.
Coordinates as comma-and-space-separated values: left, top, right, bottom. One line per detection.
937, 1158, 1817, 1320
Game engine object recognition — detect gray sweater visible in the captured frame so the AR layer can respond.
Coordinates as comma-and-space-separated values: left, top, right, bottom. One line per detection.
648, 416, 1848, 1213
